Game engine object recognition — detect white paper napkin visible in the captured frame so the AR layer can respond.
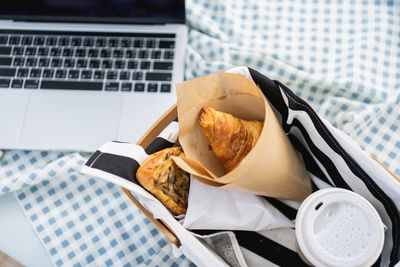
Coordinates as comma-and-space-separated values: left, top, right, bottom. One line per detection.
182, 177, 294, 231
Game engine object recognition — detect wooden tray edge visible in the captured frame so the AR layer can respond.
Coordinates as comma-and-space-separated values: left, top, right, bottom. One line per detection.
121, 104, 181, 247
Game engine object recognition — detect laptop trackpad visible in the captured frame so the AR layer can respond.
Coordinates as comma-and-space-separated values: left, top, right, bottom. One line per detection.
0, 91, 30, 148
21, 93, 122, 151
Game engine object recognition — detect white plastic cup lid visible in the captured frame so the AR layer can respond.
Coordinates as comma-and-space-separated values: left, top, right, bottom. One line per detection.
295, 188, 385, 267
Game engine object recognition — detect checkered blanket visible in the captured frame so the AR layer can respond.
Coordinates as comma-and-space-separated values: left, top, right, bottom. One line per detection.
1, 0, 399, 266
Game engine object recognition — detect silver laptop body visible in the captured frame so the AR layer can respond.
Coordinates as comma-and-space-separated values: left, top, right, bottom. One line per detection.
0, 1, 187, 151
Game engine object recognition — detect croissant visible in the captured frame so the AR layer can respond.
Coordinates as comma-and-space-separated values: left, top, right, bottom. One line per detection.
136, 147, 190, 215
199, 107, 264, 173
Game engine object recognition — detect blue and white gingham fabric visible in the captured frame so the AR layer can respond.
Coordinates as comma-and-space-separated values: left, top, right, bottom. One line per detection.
185, 0, 400, 176
0, 0, 399, 266
0, 151, 194, 266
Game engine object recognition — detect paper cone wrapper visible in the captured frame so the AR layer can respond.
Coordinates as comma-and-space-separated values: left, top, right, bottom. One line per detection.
174, 72, 312, 201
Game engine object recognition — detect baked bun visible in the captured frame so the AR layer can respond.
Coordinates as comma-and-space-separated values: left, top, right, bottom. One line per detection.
136, 147, 190, 215
199, 107, 263, 172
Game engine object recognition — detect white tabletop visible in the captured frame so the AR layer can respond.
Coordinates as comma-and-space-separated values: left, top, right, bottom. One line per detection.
0, 193, 52, 267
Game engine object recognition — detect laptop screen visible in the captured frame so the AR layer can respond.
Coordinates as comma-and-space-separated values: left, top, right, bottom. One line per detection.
0, 0, 185, 24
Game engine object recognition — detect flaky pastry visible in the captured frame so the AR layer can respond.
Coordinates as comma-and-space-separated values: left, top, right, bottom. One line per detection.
199, 107, 263, 172
136, 147, 190, 215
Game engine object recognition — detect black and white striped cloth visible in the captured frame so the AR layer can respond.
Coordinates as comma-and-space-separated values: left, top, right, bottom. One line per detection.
82, 67, 400, 267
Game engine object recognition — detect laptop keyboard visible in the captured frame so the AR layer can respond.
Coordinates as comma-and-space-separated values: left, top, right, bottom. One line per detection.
0, 30, 176, 92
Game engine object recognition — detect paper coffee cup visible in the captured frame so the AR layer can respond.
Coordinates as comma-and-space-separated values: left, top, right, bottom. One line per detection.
295, 188, 385, 267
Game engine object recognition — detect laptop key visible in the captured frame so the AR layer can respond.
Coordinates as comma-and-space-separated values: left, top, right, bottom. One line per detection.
34, 37, 45, 45
0, 47, 11, 55
46, 37, 58, 45
81, 70, 92, 79
64, 59, 75, 68
94, 71, 105, 79
71, 38, 82, 46
0, 68, 16, 77
121, 39, 131, 47
138, 50, 148, 59
119, 71, 130, 80
68, 70, 80, 79
164, 51, 174, 59
51, 58, 62, 67
89, 60, 100, 68
38, 48, 49, 56
115, 60, 125, 69
17, 69, 29, 77
126, 50, 136, 58
58, 37, 69, 46
132, 71, 143, 80
13, 58, 25, 66
160, 84, 171, 92
55, 70, 67, 79
0, 79, 10, 88
109, 39, 119, 47
134, 83, 145, 92
121, 83, 132, 91
113, 49, 123, 58
101, 60, 112, 68
25, 47, 37, 56
147, 83, 158, 92
83, 38, 94, 47
9, 36, 20, 45
96, 38, 106, 47
146, 39, 156, 48
151, 50, 161, 59
41, 80, 103, 91
24, 79, 39, 89
38, 58, 50, 67
0, 57, 12, 66
101, 49, 111, 58
88, 49, 99, 57
50, 48, 61, 56
43, 69, 54, 78
30, 69, 41, 78
76, 59, 88, 68
133, 39, 143, 48
11, 79, 23, 88
106, 71, 118, 80
127, 61, 137, 69
154, 62, 173, 70
159, 40, 175, 49
105, 82, 119, 91
140, 61, 151, 70
62, 48, 73, 57
13, 47, 24, 55
0, 36, 8, 44
75, 49, 86, 57
146, 72, 171, 81
21, 36, 33, 45
26, 58, 37, 67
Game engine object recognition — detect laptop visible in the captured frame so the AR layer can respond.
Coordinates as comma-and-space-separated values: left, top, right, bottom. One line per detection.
0, 0, 187, 151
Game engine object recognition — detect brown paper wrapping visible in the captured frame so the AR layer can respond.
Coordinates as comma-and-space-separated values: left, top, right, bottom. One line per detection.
174, 72, 312, 201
